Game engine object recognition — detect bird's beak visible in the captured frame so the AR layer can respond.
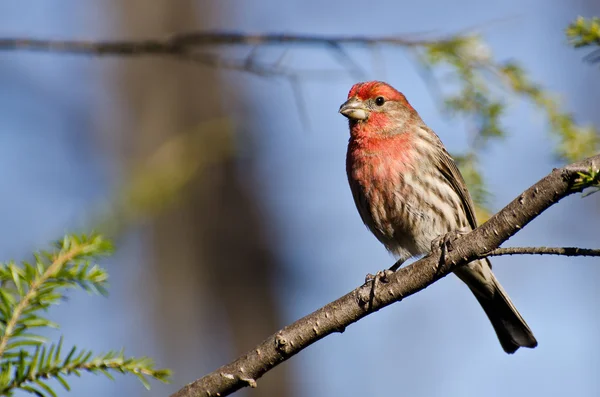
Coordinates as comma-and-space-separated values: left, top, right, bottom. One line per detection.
339, 97, 369, 121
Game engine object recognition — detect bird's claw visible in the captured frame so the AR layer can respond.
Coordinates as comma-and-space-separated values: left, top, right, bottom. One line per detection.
378, 269, 394, 283
431, 228, 469, 264
365, 269, 394, 284
361, 269, 395, 309
431, 228, 469, 252
365, 273, 376, 283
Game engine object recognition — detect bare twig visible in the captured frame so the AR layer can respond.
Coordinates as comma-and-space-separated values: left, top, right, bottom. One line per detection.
0, 32, 447, 55
0, 32, 452, 77
487, 246, 600, 257
170, 154, 600, 397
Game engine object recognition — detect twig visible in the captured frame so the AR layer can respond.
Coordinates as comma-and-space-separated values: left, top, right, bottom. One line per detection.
487, 246, 600, 257
0, 32, 454, 77
170, 154, 600, 397
0, 32, 449, 55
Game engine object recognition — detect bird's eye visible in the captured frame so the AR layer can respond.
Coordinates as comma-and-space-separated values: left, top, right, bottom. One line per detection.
375, 96, 385, 106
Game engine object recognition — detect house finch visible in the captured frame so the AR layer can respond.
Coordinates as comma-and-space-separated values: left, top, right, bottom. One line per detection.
339, 81, 537, 353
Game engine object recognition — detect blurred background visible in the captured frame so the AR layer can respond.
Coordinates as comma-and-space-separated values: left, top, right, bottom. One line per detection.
1, 1, 600, 396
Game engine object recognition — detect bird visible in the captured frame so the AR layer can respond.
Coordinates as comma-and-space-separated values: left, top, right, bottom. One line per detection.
339, 81, 537, 353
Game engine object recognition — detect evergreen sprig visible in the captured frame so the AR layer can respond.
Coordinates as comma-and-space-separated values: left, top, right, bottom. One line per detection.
0, 234, 171, 396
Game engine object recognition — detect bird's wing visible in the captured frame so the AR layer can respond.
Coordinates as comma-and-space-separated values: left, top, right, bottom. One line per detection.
424, 127, 479, 230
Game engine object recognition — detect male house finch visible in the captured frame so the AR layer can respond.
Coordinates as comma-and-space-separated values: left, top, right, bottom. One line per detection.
339, 81, 537, 353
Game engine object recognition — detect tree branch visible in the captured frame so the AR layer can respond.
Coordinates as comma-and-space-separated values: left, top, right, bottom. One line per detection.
0, 32, 445, 55
486, 246, 600, 257
0, 32, 451, 76
170, 155, 599, 397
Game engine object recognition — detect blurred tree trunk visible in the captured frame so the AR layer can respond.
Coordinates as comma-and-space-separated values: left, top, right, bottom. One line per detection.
109, 1, 290, 396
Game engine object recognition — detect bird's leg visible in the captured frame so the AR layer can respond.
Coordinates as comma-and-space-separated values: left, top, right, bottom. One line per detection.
388, 258, 406, 272
431, 228, 469, 266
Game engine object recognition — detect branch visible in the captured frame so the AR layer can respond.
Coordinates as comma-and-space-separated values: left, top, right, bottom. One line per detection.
0, 32, 450, 76
170, 154, 600, 397
3, 31, 597, 214
487, 246, 600, 257
0, 32, 445, 54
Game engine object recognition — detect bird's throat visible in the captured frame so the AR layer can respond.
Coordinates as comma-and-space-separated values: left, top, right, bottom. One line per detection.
346, 132, 414, 191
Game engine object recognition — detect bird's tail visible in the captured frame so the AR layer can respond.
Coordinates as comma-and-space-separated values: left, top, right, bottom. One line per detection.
455, 259, 537, 354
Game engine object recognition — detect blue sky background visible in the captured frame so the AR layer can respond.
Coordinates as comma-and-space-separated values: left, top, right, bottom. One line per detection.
1, 1, 600, 396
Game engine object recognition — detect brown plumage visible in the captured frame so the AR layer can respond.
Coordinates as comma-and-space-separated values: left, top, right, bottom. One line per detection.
340, 81, 537, 354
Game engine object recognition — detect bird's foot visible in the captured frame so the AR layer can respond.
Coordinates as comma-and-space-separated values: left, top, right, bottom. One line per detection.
431, 228, 469, 265
360, 269, 395, 309
366, 259, 404, 284
364, 269, 394, 284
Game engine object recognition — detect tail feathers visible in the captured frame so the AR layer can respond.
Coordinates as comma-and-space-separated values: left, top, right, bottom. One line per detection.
456, 259, 537, 354
472, 280, 538, 354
